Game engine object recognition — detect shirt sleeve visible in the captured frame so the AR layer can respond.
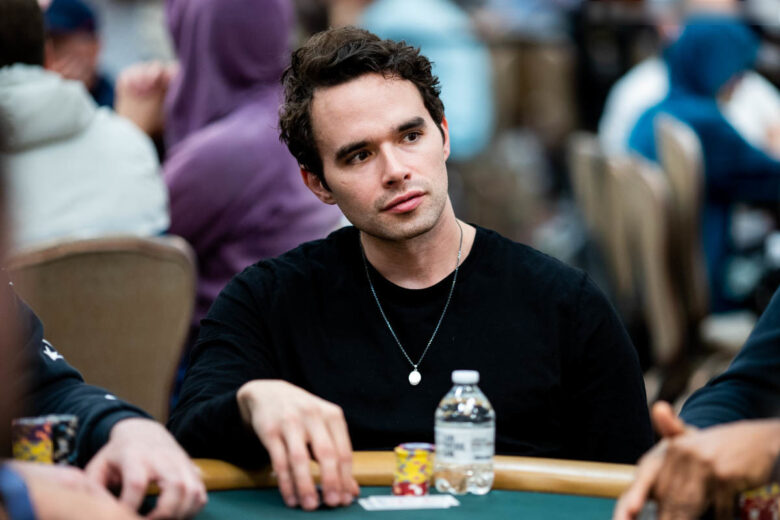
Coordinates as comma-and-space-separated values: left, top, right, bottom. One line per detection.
167, 266, 276, 467
703, 114, 780, 202
563, 273, 654, 464
680, 289, 780, 427
9, 284, 150, 467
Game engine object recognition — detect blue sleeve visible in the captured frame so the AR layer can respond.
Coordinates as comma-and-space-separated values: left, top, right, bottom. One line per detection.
699, 114, 780, 202
0, 465, 35, 520
680, 288, 780, 427
5, 277, 150, 467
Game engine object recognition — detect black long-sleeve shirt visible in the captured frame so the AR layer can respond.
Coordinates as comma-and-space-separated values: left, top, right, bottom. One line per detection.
4, 277, 149, 466
169, 226, 653, 467
681, 287, 780, 426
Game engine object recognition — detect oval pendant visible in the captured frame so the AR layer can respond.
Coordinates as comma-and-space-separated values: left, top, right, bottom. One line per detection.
408, 369, 422, 386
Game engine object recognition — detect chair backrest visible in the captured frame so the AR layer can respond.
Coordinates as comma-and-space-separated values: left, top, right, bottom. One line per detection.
655, 115, 710, 323
5, 235, 196, 422
567, 132, 633, 300
614, 156, 684, 366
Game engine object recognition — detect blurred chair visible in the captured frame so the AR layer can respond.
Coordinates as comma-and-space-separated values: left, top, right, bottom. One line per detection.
654, 115, 755, 355
567, 132, 633, 301
611, 155, 690, 402
611, 156, 684, 369
5, 235, 196, 421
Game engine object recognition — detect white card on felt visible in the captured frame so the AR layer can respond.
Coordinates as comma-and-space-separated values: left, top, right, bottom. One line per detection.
358, 495, 460, 511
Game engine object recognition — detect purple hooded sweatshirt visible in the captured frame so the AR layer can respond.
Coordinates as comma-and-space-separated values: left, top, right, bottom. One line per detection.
163, 0, 342, 329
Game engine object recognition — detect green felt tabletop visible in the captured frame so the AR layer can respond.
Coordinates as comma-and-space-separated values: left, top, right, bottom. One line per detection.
195, 487, 616, 519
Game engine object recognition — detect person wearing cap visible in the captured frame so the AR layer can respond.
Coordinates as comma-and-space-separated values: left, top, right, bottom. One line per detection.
44, 0, 114, 107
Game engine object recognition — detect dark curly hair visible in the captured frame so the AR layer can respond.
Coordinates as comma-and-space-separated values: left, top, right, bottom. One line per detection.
279, 26, 444, 189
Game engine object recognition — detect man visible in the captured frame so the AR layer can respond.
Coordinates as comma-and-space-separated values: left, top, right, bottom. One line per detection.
44, 0, 115, 108
614, 286, 780, 520
169, 27, 652, 512
0, 0, 168, 251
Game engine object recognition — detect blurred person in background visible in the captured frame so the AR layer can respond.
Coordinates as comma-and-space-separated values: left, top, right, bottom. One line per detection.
0, 0, 168, 251
43, 0, 115, 108
118, 0, 344, 400
628, 16, 780, 312
600, 0, 780, 157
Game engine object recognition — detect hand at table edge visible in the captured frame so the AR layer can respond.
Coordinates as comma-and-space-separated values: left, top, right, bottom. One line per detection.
237, 379, 360, 511
84, 417, 207, 519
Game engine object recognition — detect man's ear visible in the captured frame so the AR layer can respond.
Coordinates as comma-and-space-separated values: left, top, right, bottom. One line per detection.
300, 168, 336, 205
440, 116, 451, 161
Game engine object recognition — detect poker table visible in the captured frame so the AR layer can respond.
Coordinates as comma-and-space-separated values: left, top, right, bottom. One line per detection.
191, 452, 636, 518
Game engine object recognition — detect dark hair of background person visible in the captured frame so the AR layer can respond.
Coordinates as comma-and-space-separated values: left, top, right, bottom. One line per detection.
0, 0, 45, 69
279, 26, 445, 190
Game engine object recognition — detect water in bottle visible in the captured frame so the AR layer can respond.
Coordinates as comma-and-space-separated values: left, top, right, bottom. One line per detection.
434, 369, 495, 495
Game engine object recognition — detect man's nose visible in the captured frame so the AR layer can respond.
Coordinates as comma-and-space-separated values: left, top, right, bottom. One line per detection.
380, 146, 411, 187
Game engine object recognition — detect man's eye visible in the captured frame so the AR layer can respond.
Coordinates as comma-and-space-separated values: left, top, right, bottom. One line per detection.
404, 132, 421, 142
348, 150, 370, 164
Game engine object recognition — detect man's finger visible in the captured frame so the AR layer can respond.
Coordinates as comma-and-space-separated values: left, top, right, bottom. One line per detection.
613, 446, 667, 520
147, 465, 186, 520
262, 434, 297, 508
324, 406, 359, 503
117, 458, 151, 512
655, 455, 709, 520
305, 413, 342, 507
282, 421, 318, 511
652, 401, 687, 438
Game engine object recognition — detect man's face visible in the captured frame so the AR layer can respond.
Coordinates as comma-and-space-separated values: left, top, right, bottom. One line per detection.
305, 73, 451, 242
45, 32, 99, 88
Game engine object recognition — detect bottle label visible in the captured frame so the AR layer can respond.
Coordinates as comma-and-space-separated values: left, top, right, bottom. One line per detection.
435, 426, 495, 464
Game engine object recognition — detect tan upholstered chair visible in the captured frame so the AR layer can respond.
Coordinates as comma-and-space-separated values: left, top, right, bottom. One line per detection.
567, 132, 633, 301
5, 235, 196, 421
611, 156, 684, 368
654, 115, 755, 355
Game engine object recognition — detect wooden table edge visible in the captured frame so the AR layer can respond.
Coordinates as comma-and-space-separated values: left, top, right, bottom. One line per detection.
194, 452, 636, 498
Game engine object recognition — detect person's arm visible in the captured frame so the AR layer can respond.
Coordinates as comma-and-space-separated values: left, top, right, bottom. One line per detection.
13, 294, 149, 466
10, 287, 206, 518
703, 114, 780, 202
564, 273, 654, 464
680, 287, 780, 427
168, 265, 358, 510
614, 404, 780, 520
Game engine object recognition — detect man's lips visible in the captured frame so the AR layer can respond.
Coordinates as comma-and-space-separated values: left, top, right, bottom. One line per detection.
383, 191, 425, 213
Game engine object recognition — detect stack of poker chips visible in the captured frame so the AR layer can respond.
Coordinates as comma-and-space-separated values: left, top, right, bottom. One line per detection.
11, 415, 78, 465
393, 442, 435, 496
739, 483, 780, 520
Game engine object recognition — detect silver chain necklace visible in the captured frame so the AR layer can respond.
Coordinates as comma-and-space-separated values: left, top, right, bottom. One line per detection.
361, 221, 463, 386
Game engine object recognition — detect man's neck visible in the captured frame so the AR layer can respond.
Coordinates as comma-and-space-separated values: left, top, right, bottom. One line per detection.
360, 205, 476, 289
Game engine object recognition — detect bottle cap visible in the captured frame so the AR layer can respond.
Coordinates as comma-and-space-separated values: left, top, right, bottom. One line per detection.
452, 370, 479, 384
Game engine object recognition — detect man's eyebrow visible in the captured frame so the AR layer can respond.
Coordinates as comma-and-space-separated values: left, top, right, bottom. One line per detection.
335, 140, 369, 162
397, 117, 425, 133
333, 117, 426, 162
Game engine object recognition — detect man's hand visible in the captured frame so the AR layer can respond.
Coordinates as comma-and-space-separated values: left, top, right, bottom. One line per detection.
115, 61, 177, 137
614, 402, 780, 520
84, 418, 207, 519
10, 461, 141, 519
237, 380, 359, 510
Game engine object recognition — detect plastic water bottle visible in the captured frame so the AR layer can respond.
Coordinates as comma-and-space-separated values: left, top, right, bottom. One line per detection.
434, 370, 495, 495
